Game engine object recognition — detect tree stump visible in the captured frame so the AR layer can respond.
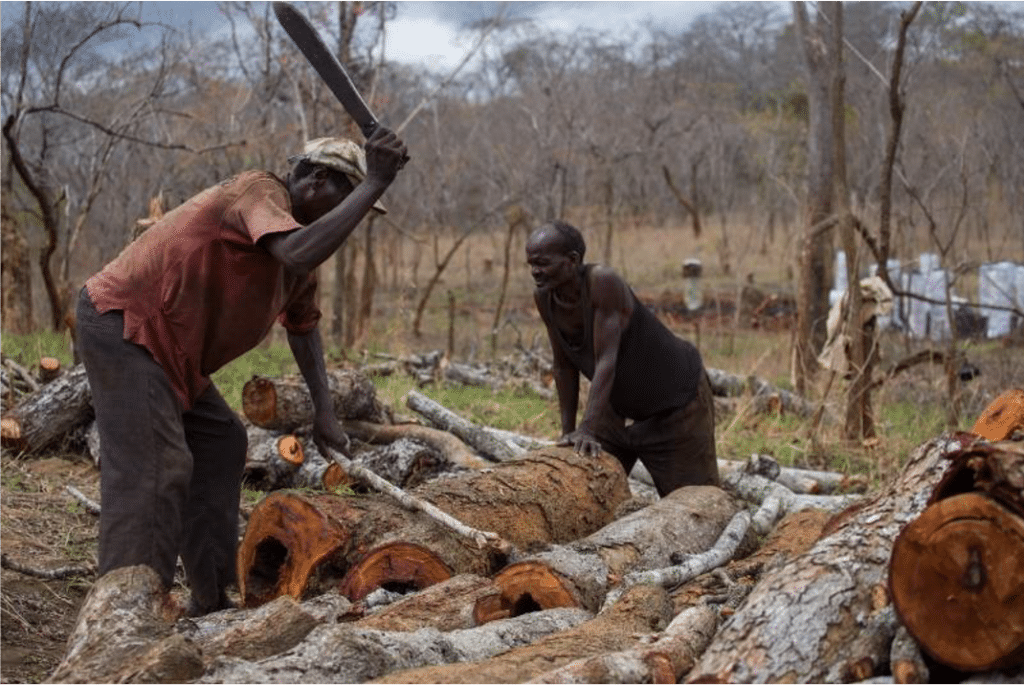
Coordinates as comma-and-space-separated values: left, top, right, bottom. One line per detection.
1, 364, 92, 454
890, 441, 1024, 672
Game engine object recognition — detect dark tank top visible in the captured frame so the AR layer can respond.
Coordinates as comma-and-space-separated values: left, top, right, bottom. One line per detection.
541, 265, 704, 421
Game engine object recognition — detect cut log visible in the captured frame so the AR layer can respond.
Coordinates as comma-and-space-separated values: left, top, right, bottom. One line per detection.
687, 433, 972, 683
238, 447, 631, 606
971, 388, 1024, 441
50, 565, 203, 684
354, 574, 503, 632
706, 366, 815, 417
345, 436, 455, 489
405, 389, 520, 461
474, 485, 740, 621
242, 369, 391, 432
243, 426, 305, 488
199, 606, 593, 684
375, 584, 675, 684
889, 441, 1024, 672
38, 356, 61, 383
1, 364, 92, 454
529, 603, 719, 684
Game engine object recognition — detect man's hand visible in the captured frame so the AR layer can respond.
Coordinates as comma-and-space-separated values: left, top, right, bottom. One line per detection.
364, 126, 408, 186
312, 410, 351, 460
557, 427, 603, 458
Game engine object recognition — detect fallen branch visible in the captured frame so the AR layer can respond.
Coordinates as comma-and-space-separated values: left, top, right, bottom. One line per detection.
721, 469, 864, 531
706, 366, 815, 417
341, 419, 490, 470
322, 445, 514, 556
405, 390, 522, 461
1, 552, 95, 579
600, 510, 751, 610
65, 485, 100, 515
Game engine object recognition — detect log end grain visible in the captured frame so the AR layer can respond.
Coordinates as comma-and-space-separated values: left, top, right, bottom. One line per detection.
890, 492, 1024, 672
971, 388, 1024, 442
474, 561, 580, 624
38, 357, 61, 383
338, 542, 454, 601
241, 377, 278, 428
277, 435, 304, 466
0, 416, 22, 449
237, 492, 349, 607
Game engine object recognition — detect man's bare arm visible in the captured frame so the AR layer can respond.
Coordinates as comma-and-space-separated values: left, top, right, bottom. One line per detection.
287, 325, 350, 455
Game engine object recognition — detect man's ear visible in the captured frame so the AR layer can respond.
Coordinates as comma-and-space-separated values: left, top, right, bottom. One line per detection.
567, 250, 581, 265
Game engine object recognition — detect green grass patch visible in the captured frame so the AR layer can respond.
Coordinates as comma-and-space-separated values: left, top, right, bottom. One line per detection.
211, 344, 300, 412
1, 330, 75, 369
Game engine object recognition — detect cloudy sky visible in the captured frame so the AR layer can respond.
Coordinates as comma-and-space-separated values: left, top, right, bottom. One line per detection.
129, 1, 716, 71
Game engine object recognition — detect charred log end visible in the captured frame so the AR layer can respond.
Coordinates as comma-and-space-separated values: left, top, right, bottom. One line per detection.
971, 388, 1024, 441
277, 435, 304, 465
889, 492, 1024, 672
337, 542, 454, 601
0, 416, 22, 449
237, 493, 348, 608
242, 377, 278, 427
474, 561, 580, 625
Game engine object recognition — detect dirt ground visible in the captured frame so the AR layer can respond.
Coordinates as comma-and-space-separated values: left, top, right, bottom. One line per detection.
1, 454, 100, 683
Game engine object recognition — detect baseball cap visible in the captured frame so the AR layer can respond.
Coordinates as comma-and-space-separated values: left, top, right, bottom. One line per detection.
289, 137, 387, 214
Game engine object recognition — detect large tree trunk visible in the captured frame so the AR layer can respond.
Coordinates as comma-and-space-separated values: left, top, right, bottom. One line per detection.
687, 433, 971, 683
375, 584, 675, 684
242, 369, 391, 432
1, 364, 92, 454
238, 447, 630, 606
354, 574, 504, 632
474, 486, 740, 621
889, 441, 1024, 673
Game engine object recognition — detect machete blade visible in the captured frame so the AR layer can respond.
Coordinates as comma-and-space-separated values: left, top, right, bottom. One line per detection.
273, 1, 379, 139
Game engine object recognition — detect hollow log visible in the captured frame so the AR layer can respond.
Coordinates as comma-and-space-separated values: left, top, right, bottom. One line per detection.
50, 565, 204, 684
889, 441, 1024, 672
200, 606, 592, 684
238, 447, 630, 606
1, 364, 92, 454
971, 388, 1024, 441
474, 485, 739, 621
687, 433, 972, 684
529, 603, 719, 684
242, 369, 391, 432
375, 584, 675, 684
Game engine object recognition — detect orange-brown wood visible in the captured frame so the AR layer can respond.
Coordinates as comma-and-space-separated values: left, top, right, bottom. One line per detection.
276, 435, 304, 465
889, 492, 1024, 671
473, 561, 581, 624
338, 542, 453, 601
971, 388, 1024, 441
38, 356, 61, 382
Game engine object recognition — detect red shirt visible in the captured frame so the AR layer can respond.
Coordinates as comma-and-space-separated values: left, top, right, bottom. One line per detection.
86, 171, 320, 409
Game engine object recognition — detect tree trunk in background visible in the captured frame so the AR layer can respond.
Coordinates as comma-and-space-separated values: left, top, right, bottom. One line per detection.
792, 2, 835, 396
1, 204, 34, 333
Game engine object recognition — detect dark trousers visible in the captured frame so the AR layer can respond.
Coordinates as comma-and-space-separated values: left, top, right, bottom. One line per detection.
75, 289, 246, 610
598, 372, 719, 497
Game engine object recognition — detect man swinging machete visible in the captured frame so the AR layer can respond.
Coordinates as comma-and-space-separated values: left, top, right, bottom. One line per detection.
74, 2, 406, 616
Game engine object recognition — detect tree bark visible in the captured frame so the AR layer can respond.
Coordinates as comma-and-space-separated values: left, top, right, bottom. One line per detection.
238, 447, 630, 606
529, 603, 719, 684
50, 565, 203, 684
341, 419, 492, 470
354, 574, 504, 632
405, 389, 520, 461
474, 486, 739, 620
687, 433, 971, 683
889, 441, 1024, 672
1, 364, 92, 454
242, 369, 391, 432
201, 606, 592, 684
242, 426, 307, 490
376, 584, 675, 684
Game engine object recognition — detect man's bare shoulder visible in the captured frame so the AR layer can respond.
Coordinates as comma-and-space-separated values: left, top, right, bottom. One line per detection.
588, 265, 631, 306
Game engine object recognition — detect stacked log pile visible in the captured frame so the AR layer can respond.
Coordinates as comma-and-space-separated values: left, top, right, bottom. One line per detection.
5, 352, 1022, 684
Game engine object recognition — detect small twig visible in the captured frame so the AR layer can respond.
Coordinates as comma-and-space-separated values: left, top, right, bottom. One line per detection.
1, 553, 95, 580
65, 485, 101, 515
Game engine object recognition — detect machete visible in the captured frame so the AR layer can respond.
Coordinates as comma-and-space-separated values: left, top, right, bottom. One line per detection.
273, 1, 379, 139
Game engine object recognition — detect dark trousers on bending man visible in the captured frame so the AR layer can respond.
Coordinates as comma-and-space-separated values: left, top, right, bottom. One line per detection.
75, 288, 246, 613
